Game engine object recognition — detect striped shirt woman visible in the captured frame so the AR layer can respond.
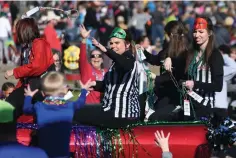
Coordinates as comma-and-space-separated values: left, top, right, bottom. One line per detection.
93, 47, 140, 118
74, 27, 141, 128
184, 16, 224, 118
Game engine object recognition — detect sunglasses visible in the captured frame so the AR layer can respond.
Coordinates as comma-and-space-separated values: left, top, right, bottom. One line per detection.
54, 59, 61, 63
90, 54, 102, 58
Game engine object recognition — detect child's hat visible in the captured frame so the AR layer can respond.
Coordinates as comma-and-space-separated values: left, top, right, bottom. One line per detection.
0, 100, 15, 123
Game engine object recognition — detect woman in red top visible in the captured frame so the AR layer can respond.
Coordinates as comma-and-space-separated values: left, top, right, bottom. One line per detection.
79, 25, 107, 104
4, 18, 55, 118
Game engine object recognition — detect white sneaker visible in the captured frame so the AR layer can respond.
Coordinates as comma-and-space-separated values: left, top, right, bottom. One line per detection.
144, 108, 155, 122
231, 100, 236, 107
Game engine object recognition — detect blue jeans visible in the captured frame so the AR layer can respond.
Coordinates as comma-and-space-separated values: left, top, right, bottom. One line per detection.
151, 24, 164, 44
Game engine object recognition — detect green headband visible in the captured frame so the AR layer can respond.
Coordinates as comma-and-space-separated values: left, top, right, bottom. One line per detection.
109, 27, 126, 39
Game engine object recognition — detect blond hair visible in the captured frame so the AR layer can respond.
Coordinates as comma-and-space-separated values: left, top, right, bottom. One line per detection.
41, 71, 67, 96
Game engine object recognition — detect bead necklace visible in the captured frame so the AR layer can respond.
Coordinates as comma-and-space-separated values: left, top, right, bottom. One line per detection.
43, 96, 66, 105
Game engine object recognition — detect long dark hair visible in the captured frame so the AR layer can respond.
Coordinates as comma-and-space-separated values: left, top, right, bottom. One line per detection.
16, 18, 40, 44
164, 21, 189, 58
185, 16, 215, 72
124, 29, 137, 57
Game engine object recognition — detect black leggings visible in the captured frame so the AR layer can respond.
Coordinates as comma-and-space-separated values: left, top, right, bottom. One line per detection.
73, 92, 147, 128
149, 97, 183, 121
149, 97, 228, 122
73, 105, 139, 128
6, 79, 44, 120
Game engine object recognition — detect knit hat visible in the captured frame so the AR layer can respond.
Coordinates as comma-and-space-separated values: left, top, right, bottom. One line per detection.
117, 16, 125, 23
109, 27, 126, 39
224, 16, 234, 26
2, 3, 9, 9
0, 100, 15, 123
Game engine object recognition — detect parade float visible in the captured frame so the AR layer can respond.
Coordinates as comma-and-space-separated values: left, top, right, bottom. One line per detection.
16, 6, 236, 158
16, 114, 236, 157
15, 38, 209, 158
17, 115, 208, 158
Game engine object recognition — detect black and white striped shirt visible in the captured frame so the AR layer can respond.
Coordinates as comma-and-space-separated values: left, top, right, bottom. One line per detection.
103, 61, 139, 118
94, 49, 140, 118
191, 49, 224, 108
195, 61, 215, 107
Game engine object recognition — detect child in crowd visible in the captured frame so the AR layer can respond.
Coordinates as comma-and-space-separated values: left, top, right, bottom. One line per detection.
0, 82, 15, 100
23, 71, 94, 158
154, 130, 172, 158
